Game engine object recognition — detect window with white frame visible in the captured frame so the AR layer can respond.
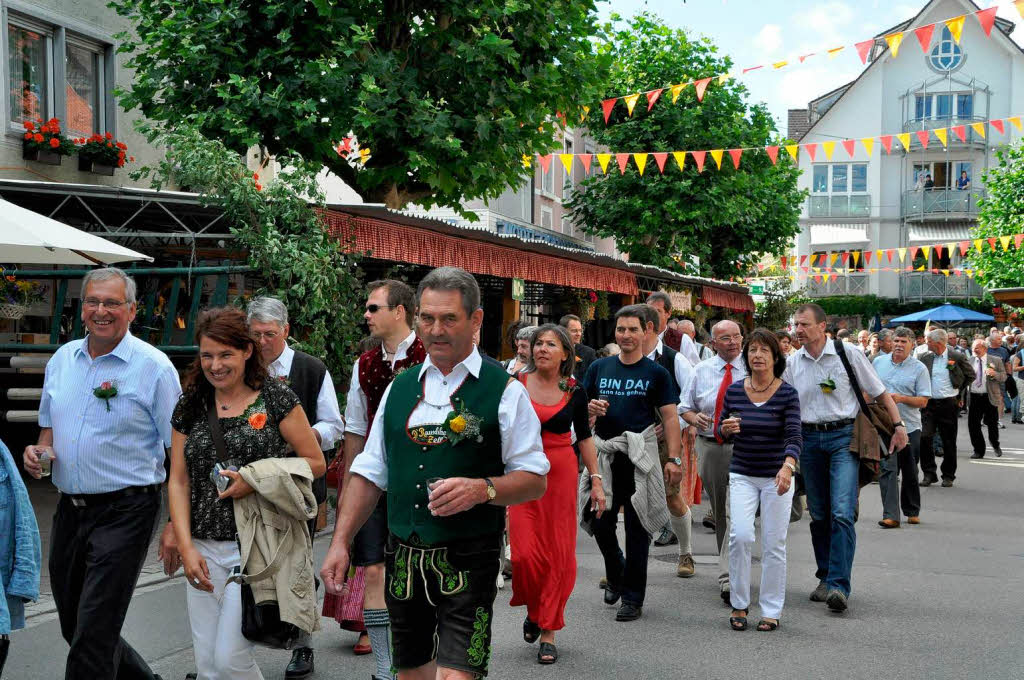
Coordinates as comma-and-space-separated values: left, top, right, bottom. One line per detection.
7, 17, 52, 124
809, 163, 869, 217
540, 205, 553, 229
65, 38, 105, 138
914, 92, 973, 121
541, 161, 554, 194
928, 27, 964, 73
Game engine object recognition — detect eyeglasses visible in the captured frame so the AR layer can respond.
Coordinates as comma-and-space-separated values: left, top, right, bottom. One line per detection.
83, 298, 128, 310
251, 331, 281, 341
365, 304, 394, 314
715, 334, 743, 343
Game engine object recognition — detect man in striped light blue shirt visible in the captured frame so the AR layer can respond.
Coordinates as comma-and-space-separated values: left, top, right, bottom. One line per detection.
23, 267, 180, 680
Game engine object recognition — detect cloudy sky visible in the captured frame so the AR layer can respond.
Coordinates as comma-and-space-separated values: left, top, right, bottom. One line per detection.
600, 0, 1023, 133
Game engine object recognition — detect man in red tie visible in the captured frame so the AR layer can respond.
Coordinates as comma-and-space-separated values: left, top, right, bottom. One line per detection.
681, 320, 746, 604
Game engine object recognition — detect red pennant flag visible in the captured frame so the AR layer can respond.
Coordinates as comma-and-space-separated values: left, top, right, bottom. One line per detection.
992, 119, 1005, 134
694, 78, 712, 102
830, 273, 838, 282
742, 65, 763, 74
954, 269, 962, 277
914, 24, 935, 52
615, 153, 630, 174
931, 268, 939, 275
805, 143, 817, 162
915, 130, 930, 149
646, 89, 663, 111
935, 244, 945, 258
976, 7, 998, 37
841, 252, 850, 265
579, 154, 593, 174
652, 152, 669, 173
765, 145, 779, 165
813, 275, 823, 284
538, 154, 552, 173
757, 264, 765, 271
691, 150, 707, 173
1015, 234, 1024, 249
909, 246, 919, 260
781, 256, 788, 270
958, 240, 970, 255
842, 139, 856, 157
855, 40, 873, 64
951, 125, 966, 142
864, 251, 873, 265
887, 249, 895, 262
728, 148, 743, 169
602, 98, 617, 124
880, 135, 894, 154
799, 53, 815, 63
987, 237, 998, 250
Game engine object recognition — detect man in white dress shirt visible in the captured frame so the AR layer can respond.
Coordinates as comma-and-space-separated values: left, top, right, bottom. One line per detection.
681, 320, 747, 602
783, 303, 907, 614
321, 267, 547, 680
647, 291, 701, 366
248, 296, 343, 678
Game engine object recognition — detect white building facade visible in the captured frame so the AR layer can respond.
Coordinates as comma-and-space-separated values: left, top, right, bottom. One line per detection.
791, 0, 1024, 301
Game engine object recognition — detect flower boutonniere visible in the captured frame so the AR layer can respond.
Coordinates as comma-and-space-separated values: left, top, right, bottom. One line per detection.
558, 375, 578, 393
819, 376, 837, 394
93, 381, 118, 411
276, 375, 291, 386
443, 404, 483, 445
947, 359, 956, 367
248, 412, 268, 430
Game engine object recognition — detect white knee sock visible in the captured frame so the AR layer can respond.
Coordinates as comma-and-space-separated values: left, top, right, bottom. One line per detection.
671, 508, 693, 555
364, 608, 395, 680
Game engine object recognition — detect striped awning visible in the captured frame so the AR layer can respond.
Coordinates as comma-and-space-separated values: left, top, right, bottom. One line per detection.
809, 224, 870, 245
907, 223, 972, 244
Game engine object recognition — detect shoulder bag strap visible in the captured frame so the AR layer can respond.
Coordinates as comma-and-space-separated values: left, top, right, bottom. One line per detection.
206, 398, 233, 464
834, 339, 871, 414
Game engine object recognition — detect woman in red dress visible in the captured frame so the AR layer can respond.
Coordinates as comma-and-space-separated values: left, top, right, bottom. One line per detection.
510, 323, 606, 664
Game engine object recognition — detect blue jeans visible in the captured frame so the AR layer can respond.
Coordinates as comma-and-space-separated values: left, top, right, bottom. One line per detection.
800, 424, 859, 597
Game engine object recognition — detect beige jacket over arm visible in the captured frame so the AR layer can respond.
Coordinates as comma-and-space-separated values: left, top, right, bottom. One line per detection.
232, 457, 320, 635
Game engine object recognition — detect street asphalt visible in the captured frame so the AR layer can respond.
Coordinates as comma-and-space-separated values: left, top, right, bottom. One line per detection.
7, 420, 1024, 680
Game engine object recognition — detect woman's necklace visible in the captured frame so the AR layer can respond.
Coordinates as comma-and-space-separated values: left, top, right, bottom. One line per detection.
748, 376, 776, 393
216, 388, 246, 411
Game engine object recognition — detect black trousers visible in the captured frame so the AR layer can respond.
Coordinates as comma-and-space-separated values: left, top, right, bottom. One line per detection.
968, 392, 1000, 456
50, 490, 160, 680
591, 452, 652, 607
921, 397, 959, 481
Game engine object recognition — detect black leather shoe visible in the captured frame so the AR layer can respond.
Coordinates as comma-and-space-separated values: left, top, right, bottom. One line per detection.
971, 453, 984, 459
286, 647, 315, 678
603, 586, 621, 605
615, 602, 643, 621
941, 478, 954, 487
920, 474, 939, 486
995, 447, 1003, 457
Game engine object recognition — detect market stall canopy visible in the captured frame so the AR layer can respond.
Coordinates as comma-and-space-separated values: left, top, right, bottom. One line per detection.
890, 302, 994, 324
0, 198, 152, 265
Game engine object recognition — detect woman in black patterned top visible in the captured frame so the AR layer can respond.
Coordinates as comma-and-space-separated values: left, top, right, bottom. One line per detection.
168, 307, 324, 679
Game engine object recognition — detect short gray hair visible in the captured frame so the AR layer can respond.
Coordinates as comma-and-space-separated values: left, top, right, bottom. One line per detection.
247, 296, 289, 327
892, 326, 915, 342
679, 319, 696, 335
417, 266, 480, 319
515, 325, 538, 341
973, 338, 987, 351
989, 332, 1003, 345
82, 267, 137, 304
926, 328, 947, 344
878, 328, 895, 341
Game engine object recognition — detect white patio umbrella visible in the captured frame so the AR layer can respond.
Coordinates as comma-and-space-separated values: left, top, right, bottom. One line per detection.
0, 197, 152, 265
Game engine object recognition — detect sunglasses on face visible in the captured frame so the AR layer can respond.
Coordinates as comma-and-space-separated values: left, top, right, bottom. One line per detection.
365, 304, 394, 314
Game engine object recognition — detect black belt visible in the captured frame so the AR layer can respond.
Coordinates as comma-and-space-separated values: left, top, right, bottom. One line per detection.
929, 396, 958, 402
62, 484, 160, 508
802, 418, 855, 432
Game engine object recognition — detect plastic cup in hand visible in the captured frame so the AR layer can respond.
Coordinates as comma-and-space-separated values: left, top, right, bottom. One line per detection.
426, 477, 445, 500
36, 446, 54, 477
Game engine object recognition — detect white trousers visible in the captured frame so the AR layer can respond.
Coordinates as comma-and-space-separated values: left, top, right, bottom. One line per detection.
728, 473, 794, 620
186, 539, 264, 680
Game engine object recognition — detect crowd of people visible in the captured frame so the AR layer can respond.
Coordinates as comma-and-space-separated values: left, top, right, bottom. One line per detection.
3, 264, 1022, 679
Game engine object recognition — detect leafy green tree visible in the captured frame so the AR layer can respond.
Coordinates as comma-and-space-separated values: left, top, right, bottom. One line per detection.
972, 143, 1024, 289
566, 14, 805, 279
112, 0, 609, 211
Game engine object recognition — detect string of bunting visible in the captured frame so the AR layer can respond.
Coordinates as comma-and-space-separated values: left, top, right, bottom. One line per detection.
532, 114, 1023, 175
595, 2, 1024, 122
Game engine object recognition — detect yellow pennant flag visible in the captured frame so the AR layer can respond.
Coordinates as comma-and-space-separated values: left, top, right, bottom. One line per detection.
898, 247, 907, 262
852, 250, 861, 266
946, 243, 956, 259
945, 15, 966, 44
974, 239, 983, 252
710, 149, 725, 170
897, 133, 911, 151
885, 32, 904, 58
785, 145, 799, 162
941, 269, 950, 277
921, 245, 931, 259
773, 61, 788, 70
521, 154, 532, 168
933, 128, 948, 147
670, 83, 688, 104
916, 265, 926, 271
718, 73, 732, 85
559, 153, 574, 175
827, 47, 845, 58
971, 122, 986, 138
869, 267, 878, 274
875, 249, 884, 262
634, 153, 648, 176
829, 252, 839, 267
672, 151, 687, 170
1009, 116, 1023, 131
579, 105, 590, 123
861, 137, 874, 156
1001, 235, 1013, 251
623, 93, 641, 116
822, 141, 836, 160
597, 153, 612, 174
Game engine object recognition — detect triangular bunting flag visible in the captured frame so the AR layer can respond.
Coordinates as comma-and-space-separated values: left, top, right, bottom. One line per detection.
880, 135, 894, 154
915, 130, 930, 149
933, 127, 948, 147
805, 143, 817, 162
861, 137, 874, 157
987, 237, 997, 251
538, 154, 552, 173
842, 139, 856, 158
692, 150, 707, 173
830, 274, 838, 282
1009, 116, 1022, 131
597, 153, 612, 174
852, 251, 862, 266
885, 32, 904, 58
646, 89, 663, 111
743, 66, 763, 75
1016, 234, 1024, 249
921, 245, 930, 259
623, 93, 641, 116
941, 269, 950, 277
813, 275, 823, 284
602, 99, 617, 124
914, 24, 935, 52
909, 246, 920, 261
897, 133, 911, 151
945, 16, 965, 44
959, 240, 970, 255
652, 152, 668, 174
951, 125, 966, 142
579, 154, 592, 174
1001, 235, 1012, 251
521, 154, 531, 168
718, 73, 732, 85
976, 7, 998, 37
672, 151, 687, 171
855, 40, 873, 64
829, 253, 839, 267
799, 255, 807, 266
773, 60, 788, 70
615, 153, 630, 174
864, 250, 873, 265
694, 78, 712, 102
785, 145, 799, 162
898, 247, 907, 262
971, 122, 986, 138
877, 249, 885, 262
634, 153, 648, 176
765, 145, 779, 165
780, 256, 788, 270
559, 153, 574, 175
580, 105, 590, 123
841, 252, 850, 265
1016, 0, 1024, 20
974, 239, 983, 253
799, 53, 815, 63
710, 149, 725, 170
822, 141, 836, 160
670, 83, 688, 104
728, 148, 743, 169
827, 47, 845, 58
992, 119, 1005, 135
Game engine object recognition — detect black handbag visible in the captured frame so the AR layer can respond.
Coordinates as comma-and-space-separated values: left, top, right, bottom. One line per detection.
206, 401, 303, 650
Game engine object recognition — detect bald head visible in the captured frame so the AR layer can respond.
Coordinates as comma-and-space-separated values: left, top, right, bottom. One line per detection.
711, 320, 742, 362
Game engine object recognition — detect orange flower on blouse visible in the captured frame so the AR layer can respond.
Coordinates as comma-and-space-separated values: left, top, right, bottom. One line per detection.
248, 412, 267, 430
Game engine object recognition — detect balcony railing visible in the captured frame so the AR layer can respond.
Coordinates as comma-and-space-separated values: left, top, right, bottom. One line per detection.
807, 273, 869, 297
899, 271, 984, 301
901, 189, 983, 220
808, 194, 871, 218
902, 116, 987, 145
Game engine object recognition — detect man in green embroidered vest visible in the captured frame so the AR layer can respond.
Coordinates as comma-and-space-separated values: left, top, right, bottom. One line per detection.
322, 266, 548, 679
